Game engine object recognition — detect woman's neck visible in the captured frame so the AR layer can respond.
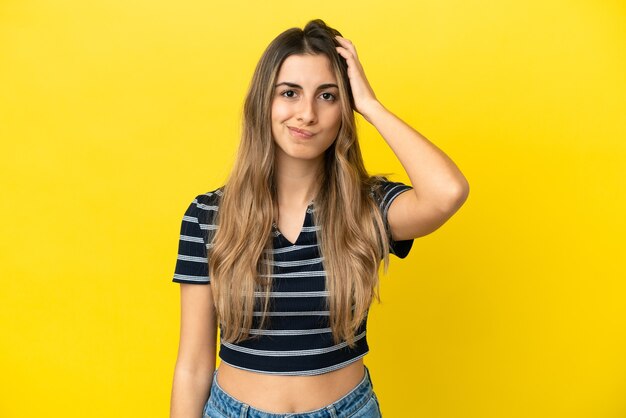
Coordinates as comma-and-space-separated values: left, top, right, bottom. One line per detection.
274, 155, 324, 207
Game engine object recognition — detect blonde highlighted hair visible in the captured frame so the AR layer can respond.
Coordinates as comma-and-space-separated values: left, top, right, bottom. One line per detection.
209, 19, 391, 348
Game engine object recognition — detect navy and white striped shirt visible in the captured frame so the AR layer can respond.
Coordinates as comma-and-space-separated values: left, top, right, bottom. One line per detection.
173, 179, 413, 375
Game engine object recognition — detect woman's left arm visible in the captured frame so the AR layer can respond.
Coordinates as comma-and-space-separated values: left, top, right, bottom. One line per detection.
336, 36, 470, 241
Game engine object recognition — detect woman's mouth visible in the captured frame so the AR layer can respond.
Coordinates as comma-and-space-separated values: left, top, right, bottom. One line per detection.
288, 126, 315, 138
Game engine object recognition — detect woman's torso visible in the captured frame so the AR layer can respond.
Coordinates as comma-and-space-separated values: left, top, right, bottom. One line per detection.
215, 359, 366, 413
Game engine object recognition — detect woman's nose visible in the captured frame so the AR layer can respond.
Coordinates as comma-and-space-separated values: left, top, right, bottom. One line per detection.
296, 97, 317, 124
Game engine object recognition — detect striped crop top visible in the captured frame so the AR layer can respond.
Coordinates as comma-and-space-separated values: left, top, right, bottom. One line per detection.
172, 179, 414, 375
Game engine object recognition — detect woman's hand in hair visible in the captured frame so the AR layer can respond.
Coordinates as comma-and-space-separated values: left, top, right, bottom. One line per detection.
334, 36, 380, 121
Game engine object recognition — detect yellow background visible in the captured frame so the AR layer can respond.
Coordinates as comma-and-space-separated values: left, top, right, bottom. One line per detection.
1, 0, 625, 417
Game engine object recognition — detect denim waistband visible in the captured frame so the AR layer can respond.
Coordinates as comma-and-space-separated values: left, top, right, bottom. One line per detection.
207, 364, 374, 418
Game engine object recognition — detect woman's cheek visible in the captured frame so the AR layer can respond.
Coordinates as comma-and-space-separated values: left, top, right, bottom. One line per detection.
271, 100, 291, 122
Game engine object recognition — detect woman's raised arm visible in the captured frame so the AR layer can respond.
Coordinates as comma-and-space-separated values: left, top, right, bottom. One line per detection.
335, 36, 470, 241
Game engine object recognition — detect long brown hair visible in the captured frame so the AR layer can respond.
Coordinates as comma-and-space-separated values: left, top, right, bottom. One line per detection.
209, 19, 391, 347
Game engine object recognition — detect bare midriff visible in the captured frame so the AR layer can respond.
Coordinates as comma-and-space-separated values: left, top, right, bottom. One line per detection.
215, 359, 366, 413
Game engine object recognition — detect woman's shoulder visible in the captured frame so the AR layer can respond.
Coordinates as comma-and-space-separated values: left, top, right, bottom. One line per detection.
183, 186, 224, 223
367, 175, 412, 197
193, 186, 224, 208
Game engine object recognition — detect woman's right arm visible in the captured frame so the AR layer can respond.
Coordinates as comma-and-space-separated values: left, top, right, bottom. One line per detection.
170, 283, 218, 418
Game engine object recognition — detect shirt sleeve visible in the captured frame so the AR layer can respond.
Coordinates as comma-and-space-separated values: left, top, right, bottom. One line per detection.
372, 178, 415, 259
172, 195, 212, 284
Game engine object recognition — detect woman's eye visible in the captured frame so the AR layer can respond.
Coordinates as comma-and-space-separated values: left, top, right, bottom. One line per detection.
281, 90, 297, 98
320, 92, 336, 101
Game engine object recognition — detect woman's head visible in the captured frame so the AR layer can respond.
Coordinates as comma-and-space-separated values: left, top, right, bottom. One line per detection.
241, 19, 357, 175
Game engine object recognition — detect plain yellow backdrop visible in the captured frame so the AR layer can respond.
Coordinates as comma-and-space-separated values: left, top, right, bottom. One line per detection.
1, 0, 625, 417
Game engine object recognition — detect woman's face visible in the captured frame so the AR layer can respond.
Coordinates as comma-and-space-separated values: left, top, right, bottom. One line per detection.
270, 53, 342, 167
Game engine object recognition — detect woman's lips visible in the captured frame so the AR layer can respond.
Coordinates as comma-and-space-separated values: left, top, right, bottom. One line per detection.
288, 126, 315, 138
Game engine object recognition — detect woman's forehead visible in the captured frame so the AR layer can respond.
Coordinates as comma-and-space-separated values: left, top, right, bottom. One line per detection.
276, 54, 337, 86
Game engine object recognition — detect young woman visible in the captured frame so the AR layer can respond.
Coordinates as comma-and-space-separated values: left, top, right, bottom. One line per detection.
170, 19, 469, 418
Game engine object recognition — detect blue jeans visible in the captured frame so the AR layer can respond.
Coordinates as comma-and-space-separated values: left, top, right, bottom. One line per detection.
203, 365, 382, 418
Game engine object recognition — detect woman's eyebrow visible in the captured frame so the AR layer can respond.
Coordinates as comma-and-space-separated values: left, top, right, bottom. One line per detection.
275, 82, 339, 90
275, 82, 301, 89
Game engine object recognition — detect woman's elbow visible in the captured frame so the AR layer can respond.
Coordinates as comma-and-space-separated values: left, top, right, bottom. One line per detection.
456, 178, 470, 205
442, 179, 470, 214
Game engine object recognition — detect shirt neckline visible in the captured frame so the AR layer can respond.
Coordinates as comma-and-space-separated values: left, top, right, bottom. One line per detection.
272, 202, 314, 246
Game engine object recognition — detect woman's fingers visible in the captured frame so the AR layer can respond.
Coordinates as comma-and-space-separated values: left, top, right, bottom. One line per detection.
333, 37, 378, 116
335, 45, 357, 68
335, 45, 365, 87
335, 35, 359, 58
